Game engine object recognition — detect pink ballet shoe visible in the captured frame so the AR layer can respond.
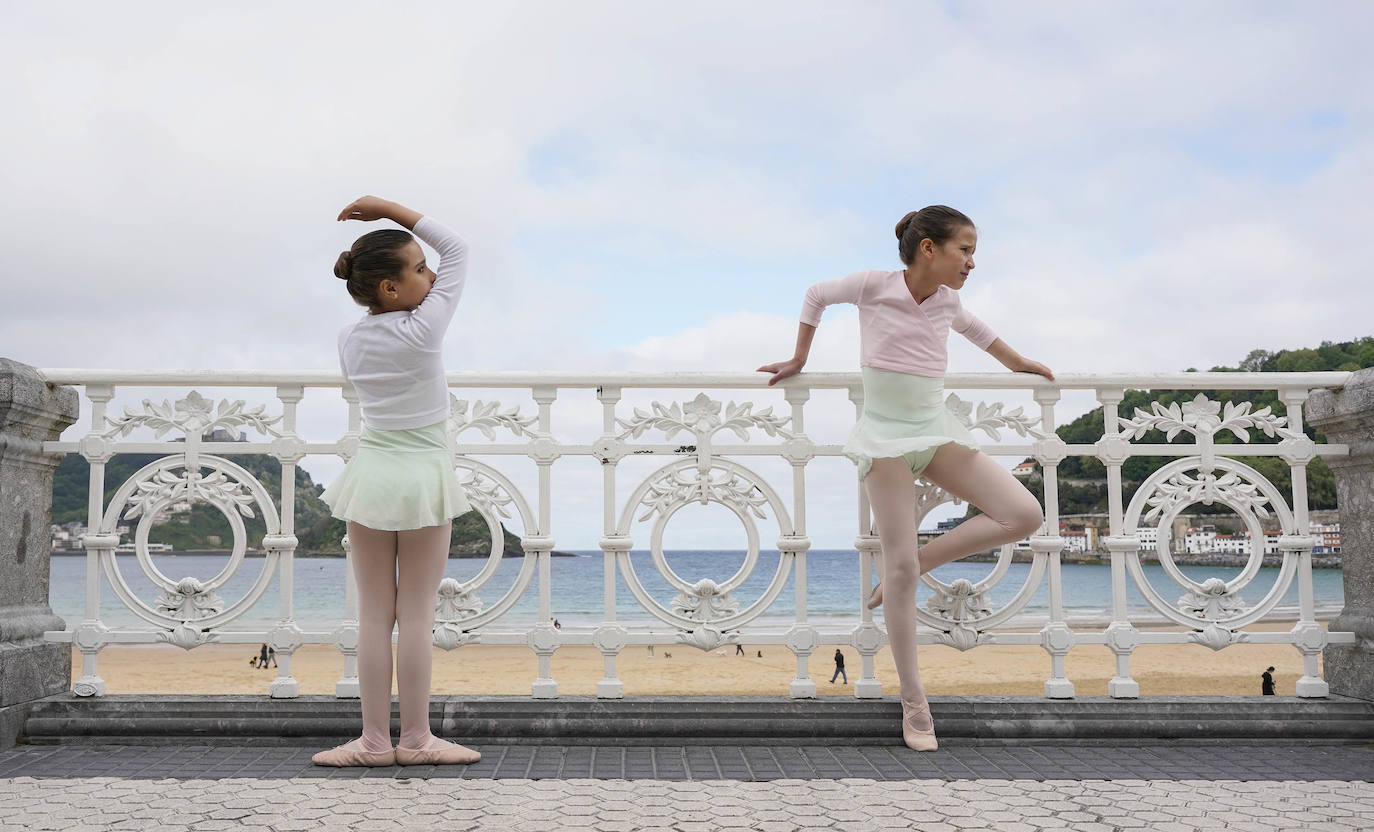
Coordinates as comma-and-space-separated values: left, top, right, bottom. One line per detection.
395, 738, 482, 765
866, 582, 884, 610
311, 742, 396, 767
900, 696, 938, 752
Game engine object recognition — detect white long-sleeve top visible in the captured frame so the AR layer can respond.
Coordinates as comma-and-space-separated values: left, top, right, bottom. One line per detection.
337, 216, 468, 430
800, 269, 997, 377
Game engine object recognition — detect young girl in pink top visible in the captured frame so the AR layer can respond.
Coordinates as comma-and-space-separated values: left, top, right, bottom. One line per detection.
759, 206, 1053, 750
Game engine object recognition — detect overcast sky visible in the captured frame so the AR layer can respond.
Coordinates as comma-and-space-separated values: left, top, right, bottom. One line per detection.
4, 2, 1371, 549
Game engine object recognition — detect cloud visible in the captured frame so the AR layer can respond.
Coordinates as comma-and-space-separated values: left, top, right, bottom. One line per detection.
7, 2, 1373, 548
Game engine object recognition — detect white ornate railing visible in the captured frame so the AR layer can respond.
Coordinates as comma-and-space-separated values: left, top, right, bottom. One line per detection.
38, 369, 1356, 699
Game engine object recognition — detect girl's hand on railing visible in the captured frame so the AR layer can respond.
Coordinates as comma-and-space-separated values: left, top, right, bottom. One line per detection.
1017, 359, 1055, 381
336, 196, 422, 230
986, 339, 1054, 381
757, 358, 805, 386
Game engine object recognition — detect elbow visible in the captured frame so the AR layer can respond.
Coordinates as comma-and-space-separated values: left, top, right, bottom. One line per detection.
444, 240, 468, 261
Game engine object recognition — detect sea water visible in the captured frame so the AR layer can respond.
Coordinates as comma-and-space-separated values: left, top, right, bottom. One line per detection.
46, 550, 1346, 633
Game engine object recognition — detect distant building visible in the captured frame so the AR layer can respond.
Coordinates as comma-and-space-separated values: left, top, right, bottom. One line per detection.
1011, 460, 1037, 478
1310, 521, 1341, 554
1184, 525, 1217, 554
114, 542, 172, 553
1239, 529, 1284, 555
1061, 531, 1089, 553
1212, 533, 1248, 555
50, 520, 136, 552
51, 521, 89, 552
1136, 526, 1159, 550
50, 524, 74, 551
1119, 519, 1340, 559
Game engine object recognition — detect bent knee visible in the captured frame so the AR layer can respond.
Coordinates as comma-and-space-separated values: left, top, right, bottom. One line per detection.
1002, 498, 1044, 538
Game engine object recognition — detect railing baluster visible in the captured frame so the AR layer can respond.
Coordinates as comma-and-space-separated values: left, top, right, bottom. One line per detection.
1282, 388, 1328, 697
595, 385, 626, 698
783, 385, 816, 698
1097, 386, 1140, 699
1034, 387, 1074, 699
74, 383, 115, 697
269, 384, 304, 698
530, 384, 559, 698
334, 386, 361, 698
849, 381, 885, 698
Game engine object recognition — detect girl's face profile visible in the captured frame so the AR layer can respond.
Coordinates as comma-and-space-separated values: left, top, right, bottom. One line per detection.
933, 225, 976, 290
378, 241, 435, 312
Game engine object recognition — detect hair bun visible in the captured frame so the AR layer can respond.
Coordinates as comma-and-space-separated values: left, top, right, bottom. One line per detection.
333, 251, 353, 280
894, 211, 918, 241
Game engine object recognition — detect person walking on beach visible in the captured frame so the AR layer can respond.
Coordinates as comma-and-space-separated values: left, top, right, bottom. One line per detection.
1262, 666, 1276, 695
312, 196, 480, 768
830, 648, 847, 684
258, 643, 270, 670
267, 645, 278, 668
759, 206, 1051, 750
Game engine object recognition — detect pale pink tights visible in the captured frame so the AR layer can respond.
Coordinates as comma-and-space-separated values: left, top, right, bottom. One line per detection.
344, 521, 454, 753
866, 443, 1043, 704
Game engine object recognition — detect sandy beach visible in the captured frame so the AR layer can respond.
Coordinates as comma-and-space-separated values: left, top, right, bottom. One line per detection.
70, 621, 1324, 698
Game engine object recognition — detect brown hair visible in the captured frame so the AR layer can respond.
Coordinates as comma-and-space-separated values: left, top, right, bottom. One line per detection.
333, 229, 414, 308
894, 206, 975, 265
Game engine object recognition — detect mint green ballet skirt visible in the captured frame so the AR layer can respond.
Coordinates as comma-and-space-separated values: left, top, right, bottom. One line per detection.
321, 421, 471, 531
842, 367, 981, 480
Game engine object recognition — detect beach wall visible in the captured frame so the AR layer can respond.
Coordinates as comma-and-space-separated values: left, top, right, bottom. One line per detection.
0, 359, 78, 749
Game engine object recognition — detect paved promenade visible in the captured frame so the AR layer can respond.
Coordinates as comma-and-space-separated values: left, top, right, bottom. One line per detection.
1, 743, 1371, 831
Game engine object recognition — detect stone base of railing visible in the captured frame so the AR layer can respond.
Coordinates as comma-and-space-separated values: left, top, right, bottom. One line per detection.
0, 638, 72, 750
16, 694, 1374, 746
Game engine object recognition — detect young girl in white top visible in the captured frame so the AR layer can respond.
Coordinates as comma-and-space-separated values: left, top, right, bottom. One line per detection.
759, 206, 1054, 750
313, 196, 480, 767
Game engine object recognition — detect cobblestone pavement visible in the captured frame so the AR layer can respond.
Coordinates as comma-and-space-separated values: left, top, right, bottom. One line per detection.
2, 744, 1370, 781
1, 745, 1370, 831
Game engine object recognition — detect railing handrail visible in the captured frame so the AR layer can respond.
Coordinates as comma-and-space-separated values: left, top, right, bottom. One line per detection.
36, 368, 1355, 390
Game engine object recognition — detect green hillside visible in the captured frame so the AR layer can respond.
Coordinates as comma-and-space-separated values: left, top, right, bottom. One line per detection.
1007, 337, 1372, 518
51, 452, 523, 555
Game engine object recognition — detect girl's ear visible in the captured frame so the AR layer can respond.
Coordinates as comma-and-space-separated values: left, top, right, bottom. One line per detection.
919, 237, 936, 259
380, 279, 398, 298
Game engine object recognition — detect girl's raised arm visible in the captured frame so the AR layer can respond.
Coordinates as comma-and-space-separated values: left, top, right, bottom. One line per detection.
800, 270, 868, 327
402, 217, 468, 350
986, 339, 1055, 381
337, 195, 422, 229
757, 270, 868, 386
337, 195, 469, 351
951, 294, 1054, 380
